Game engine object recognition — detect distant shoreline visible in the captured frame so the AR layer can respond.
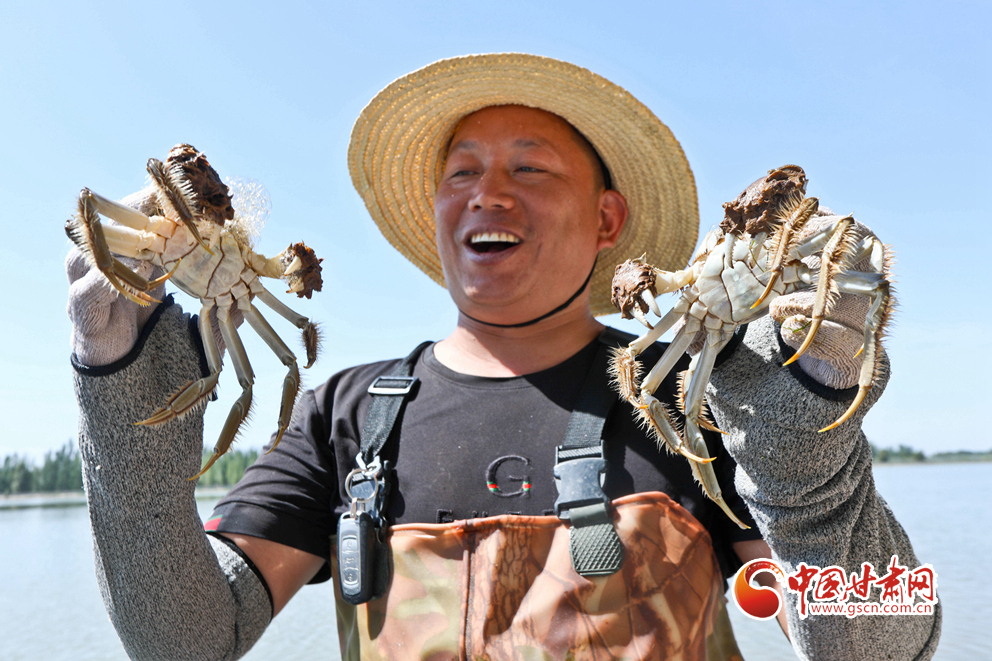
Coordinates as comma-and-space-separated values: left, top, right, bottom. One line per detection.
874, 455, 992, 466
0, 487, 230, 510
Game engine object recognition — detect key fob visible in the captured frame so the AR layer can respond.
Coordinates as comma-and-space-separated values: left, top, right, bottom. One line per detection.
337, 512, 377, 605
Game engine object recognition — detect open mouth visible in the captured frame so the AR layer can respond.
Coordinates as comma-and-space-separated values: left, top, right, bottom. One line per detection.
468, 232, 522, 254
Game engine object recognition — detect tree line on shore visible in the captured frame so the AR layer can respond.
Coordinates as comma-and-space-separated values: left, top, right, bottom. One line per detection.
0, 440, 259, 495
4, 439, 990, 495
869, 443, 992, 463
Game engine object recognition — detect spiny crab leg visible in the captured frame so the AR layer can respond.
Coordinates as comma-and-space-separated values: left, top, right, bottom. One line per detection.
677, 359, 724, 435
639, 394, 715, 466
620, 321, 715, 466
146, 158, 213, 255
242, 304, 301, 452
681, 331, 749, 529
253, 286, 321, 369
136, 303, 222, 428
819, 269, 892, 431
67, 193, 175, 306
783, 215, 858, 366
751, 196, 820, 309
190, 303, 255, 480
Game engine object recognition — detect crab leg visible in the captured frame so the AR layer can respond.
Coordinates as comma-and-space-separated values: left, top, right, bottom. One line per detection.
783, 216, 857, 366
99, 222, 168, 259
67, 194, 174, 305
752, 196, 820, 309
681, 331, 750, 529
188, 304, 256, 480
146, 158, 212, 254
638, 394, 714, 465
677, 352, 723, 434
253, 286, 320, 368
82, 189, 177, 238
137, 303, 222, 427
819, 269, 892, 432
242, 304, 301, 452
638, 317, 716, 465
640, 313, 698, 396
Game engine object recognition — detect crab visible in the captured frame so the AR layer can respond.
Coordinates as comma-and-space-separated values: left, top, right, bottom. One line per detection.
609, 165, 894, 528
66, 144, 324, 479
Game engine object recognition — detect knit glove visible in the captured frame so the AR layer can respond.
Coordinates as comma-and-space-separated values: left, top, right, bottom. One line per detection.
769, 209, 877, 390
67, 187, 165, 367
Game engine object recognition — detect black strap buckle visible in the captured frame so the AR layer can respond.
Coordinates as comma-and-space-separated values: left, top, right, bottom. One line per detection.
553, 450, 608, 520
367, 376, 418, 396
553, 446, 623, 576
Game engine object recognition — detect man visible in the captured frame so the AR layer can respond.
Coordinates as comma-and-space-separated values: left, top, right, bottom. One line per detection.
68, 54, 940, 660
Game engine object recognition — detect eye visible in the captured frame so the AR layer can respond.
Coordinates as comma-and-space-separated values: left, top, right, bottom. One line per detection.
517, 165, 544, 173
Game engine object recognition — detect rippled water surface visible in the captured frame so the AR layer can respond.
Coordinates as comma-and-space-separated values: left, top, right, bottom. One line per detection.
1, 463, 986, 659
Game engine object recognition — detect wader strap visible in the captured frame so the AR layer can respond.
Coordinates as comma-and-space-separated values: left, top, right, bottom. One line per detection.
359, 342, 431, 466
553, 329, 624, 576
338, 341, 431, 605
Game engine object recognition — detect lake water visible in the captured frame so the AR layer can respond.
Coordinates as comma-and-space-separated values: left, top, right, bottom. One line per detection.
0, 462, 987, 660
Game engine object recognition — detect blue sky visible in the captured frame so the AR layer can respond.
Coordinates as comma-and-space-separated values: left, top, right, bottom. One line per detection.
1, 0, 987, 459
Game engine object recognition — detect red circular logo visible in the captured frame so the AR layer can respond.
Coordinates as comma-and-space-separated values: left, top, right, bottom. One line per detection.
732, 559, 785, 620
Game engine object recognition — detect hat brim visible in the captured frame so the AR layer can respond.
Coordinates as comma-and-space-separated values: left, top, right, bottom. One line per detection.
348, 53, 699, 317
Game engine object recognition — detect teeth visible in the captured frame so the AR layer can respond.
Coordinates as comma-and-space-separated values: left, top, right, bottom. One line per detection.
283, 255, 303, 275
470, 232, 521, 244
286, 281, 304, 294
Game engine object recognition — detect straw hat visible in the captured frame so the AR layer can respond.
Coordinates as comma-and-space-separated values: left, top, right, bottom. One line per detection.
348, 53, 698, 317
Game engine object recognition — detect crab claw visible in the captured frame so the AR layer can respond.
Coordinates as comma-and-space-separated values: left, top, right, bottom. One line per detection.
632, 306, 653, 329
751, 272, 780, 310
819, 385, 871, 432
782, 318, 823, 366
641, 289, 662, 317
280, 242, 323, 299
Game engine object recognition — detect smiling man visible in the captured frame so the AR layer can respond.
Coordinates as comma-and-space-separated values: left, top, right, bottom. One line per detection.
69, 54, 940, 660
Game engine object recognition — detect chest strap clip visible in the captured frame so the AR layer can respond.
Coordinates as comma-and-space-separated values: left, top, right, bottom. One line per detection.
553, 445, 623, 577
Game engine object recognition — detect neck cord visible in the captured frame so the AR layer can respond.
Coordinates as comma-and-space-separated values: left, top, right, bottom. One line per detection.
458, 259, 598, 329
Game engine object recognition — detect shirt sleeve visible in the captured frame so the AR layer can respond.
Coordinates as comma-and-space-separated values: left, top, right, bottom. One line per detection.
210, 387, 339, 584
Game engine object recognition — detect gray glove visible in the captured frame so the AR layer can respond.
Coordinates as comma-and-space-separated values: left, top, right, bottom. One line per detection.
66, 187, 164, 367
770, 209, 878, 390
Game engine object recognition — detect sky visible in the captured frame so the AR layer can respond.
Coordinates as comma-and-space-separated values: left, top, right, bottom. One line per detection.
0, 0, 988, 460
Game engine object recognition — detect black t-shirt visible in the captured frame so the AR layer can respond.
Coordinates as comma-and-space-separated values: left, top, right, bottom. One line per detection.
211, 328, 760, 584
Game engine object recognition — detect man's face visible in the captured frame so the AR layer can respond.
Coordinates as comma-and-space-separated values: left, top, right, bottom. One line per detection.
434, 105, 626, 325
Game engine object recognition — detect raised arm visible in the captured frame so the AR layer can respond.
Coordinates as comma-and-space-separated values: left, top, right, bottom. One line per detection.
67, 188, 316, 660
707, 214, 941, 660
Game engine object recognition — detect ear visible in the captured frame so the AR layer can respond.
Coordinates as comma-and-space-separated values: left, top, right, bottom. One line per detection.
596, 189, 628, 251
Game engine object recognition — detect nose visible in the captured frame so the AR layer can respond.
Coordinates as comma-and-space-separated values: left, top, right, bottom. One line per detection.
469, 170, 515, 211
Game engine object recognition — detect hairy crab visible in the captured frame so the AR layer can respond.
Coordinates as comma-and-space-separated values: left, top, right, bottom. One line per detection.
610, 165, 894, 528
66, 144, 324, 478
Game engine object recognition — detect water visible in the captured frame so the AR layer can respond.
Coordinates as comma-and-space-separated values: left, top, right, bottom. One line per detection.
725, 462, 991, 660
0, 463, 987, 660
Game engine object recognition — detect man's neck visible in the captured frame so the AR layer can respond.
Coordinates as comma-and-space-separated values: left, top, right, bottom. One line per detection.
432, 306, 604, 377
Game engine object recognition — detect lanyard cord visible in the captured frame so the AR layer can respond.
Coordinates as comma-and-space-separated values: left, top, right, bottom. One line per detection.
457, 258, 597, 329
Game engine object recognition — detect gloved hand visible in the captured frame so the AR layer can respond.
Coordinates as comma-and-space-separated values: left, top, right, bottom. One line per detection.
769, 208, 877, 390
67, 187, 165, 367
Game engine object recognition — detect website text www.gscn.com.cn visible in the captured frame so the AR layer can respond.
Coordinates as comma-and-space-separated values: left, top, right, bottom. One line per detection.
731, 555, 938, 621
